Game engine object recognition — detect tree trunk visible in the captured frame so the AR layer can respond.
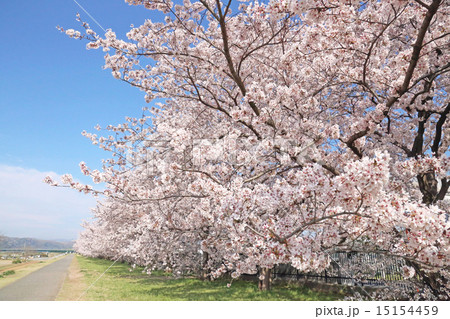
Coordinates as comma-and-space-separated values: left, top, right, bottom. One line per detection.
413, 171, 448, 299
200, 251, 210, 280
258, 268, 272, 291
407, 260, 448, 300
417, 171, 438, 204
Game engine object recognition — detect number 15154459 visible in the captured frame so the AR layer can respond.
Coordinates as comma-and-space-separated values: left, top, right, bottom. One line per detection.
376, 305, 438, 316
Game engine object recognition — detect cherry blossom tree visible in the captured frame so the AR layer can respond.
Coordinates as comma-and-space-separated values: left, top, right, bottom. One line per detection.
49, 0, 450, 298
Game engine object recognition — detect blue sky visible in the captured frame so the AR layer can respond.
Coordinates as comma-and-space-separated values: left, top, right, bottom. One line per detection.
0, 1, 163, 240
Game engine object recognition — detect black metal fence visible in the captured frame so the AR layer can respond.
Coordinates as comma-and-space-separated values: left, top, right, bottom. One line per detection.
272, 252, 407, 287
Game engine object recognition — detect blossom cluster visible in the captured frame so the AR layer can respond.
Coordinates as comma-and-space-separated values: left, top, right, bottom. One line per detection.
50, 0, 450, 298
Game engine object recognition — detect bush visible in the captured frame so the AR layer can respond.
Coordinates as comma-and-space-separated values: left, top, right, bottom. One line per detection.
2, 270, 15, 276
12, 259, 22, 264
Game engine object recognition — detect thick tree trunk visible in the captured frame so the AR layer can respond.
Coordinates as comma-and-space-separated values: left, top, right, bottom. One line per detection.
258, 268, 272, 291
200, 251, 210, 280
407, 260, 448, 300
413, 171, 448, 299
417, 171, 438, 204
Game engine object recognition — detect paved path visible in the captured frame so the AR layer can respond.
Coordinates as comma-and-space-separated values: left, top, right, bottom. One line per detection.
0, 254, 73, 301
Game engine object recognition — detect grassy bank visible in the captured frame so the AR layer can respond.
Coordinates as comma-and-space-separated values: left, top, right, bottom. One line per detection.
58, 255, 344, 301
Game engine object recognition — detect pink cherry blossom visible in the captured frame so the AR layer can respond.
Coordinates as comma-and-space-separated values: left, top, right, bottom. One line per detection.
49, 0, 449, 298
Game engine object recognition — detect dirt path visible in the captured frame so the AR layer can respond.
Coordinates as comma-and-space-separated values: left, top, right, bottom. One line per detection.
56, 255, 87, 300
0, 254, 74, 301
0, 260, 40, 273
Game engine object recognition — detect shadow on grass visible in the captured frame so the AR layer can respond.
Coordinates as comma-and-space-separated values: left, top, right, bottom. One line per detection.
133, 277, 339, 301
78, 257, 343, 301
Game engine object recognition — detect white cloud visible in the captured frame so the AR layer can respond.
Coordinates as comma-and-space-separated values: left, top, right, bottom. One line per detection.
0, 165, 97, 240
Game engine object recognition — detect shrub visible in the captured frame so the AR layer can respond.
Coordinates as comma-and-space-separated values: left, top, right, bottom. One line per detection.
2, 270, 15, 276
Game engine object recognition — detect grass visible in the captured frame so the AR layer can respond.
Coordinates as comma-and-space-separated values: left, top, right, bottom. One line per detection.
60, 255, 344, 301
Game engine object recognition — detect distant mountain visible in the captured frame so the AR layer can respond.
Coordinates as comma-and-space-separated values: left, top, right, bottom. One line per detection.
0, 236, 74, 250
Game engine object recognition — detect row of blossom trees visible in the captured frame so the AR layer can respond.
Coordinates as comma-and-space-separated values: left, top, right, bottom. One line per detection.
47, 0, 449, 299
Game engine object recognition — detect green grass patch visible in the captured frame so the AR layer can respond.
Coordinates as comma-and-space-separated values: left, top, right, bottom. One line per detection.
2, 270, 15, 276
76, 256, 344, 301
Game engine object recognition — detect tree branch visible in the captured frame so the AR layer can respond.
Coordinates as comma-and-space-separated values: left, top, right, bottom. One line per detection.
431, 103, 450, 156
399, 0, 441, 95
